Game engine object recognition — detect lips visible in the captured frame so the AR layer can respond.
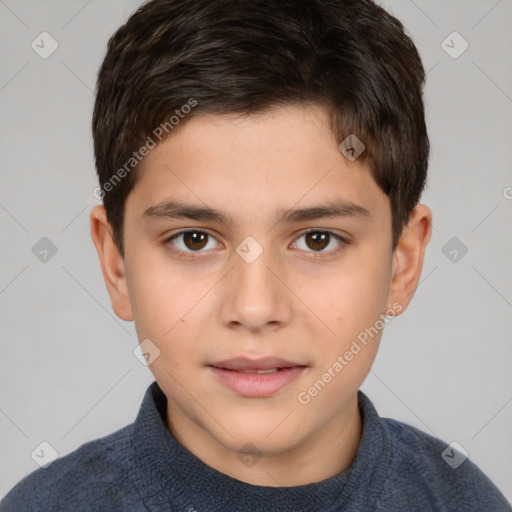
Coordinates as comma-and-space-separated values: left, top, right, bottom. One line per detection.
208, 357, 307, 397
211, 357, 301, 371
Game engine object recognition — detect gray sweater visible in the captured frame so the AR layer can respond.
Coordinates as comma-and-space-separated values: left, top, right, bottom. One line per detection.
2, 382, 510, 511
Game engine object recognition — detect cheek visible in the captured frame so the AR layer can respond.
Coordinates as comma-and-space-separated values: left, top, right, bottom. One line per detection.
128, 279, 171, 338
126, 250, 202, 336
316, 257, 393, 344
300, 264, 392, 406
127, 266, 209, 371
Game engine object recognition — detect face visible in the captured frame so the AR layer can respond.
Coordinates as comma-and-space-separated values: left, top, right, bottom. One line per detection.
91, 104, 431, 486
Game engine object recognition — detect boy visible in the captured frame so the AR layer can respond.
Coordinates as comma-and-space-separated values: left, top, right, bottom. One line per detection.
2, 0, 510, 510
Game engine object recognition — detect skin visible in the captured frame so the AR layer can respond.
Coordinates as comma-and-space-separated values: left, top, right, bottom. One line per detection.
90, 104, 431, 487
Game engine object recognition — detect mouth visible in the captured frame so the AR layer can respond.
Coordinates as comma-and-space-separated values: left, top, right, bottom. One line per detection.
208, 357, 307, 397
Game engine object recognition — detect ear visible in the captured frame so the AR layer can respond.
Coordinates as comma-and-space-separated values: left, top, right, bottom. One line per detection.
387, 204, 432, 313
90, 205, 133, 321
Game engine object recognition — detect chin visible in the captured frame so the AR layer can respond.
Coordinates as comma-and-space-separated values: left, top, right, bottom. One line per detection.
212, 414, 306, 454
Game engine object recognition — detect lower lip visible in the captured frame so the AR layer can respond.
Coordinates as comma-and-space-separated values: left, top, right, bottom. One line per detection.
209, 366, 305, 397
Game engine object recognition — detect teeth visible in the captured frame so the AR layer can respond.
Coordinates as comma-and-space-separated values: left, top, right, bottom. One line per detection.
240, 368, 279, 374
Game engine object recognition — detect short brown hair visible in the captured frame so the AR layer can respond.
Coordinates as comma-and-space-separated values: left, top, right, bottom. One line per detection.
92, 0, 429, 254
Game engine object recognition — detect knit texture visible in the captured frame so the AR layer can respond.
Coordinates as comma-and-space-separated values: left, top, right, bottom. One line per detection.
2, 381, 510, 511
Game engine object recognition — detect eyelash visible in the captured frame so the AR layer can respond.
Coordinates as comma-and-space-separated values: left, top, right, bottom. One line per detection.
164, 229, 349, 258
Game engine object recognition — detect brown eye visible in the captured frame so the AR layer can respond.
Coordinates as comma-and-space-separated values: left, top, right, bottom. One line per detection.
182, 231, 209, 251
167, 230, 218, 253
305, 232, 330, 251
293, 230, 346, 254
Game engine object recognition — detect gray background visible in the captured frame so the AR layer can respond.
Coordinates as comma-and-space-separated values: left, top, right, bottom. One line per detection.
1, 0, 511, 502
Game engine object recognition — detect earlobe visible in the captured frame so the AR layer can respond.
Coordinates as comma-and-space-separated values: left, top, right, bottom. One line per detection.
90, 205, 133, 321
387, 205, 432, 313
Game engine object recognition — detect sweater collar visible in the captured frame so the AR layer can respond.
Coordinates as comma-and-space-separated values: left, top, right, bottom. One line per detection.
131, 381, 389, 511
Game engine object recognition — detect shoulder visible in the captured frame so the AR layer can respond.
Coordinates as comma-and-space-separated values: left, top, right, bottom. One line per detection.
379, 417, 511, 510
1, 424, 141, 512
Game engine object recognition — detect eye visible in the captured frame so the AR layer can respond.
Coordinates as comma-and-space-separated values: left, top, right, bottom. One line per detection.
165, 230, 221, 253
292, 230, 347, 254
164, 228, 348, 257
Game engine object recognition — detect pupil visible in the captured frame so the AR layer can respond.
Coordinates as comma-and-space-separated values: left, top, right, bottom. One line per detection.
306, 232, 329, 251
185, 232, 208, 250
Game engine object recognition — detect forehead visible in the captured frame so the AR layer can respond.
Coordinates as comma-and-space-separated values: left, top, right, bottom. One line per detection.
127, 105, 387, 224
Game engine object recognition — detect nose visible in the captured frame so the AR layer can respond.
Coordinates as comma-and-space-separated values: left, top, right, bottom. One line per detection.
218, 242, 293, 333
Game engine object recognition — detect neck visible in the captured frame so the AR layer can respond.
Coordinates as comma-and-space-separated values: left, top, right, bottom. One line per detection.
167, 394, 362, 487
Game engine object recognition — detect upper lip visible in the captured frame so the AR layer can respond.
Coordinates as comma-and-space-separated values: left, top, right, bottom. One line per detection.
210, 357, 305, 371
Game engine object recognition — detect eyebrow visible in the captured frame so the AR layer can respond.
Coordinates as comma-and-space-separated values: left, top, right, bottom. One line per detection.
142, 199, 370, 226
